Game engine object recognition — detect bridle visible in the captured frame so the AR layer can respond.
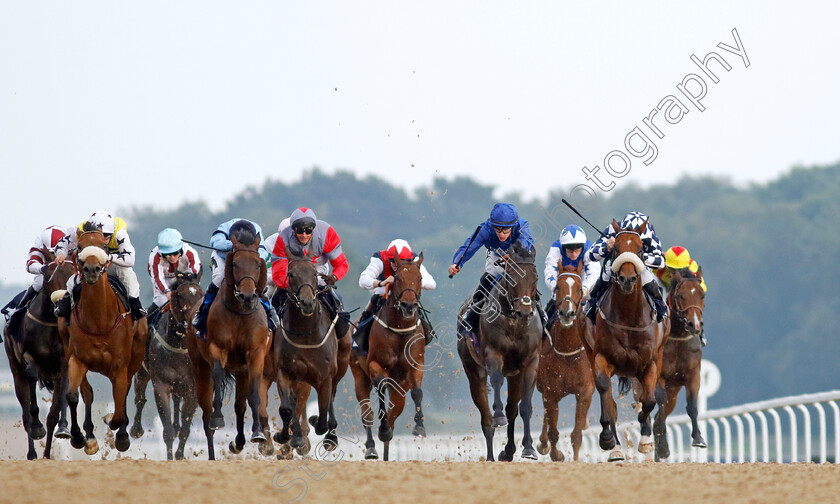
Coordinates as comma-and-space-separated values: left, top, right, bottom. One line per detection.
497, 258, 535, 317
554, 271, 583, 315
171, 280, 202, 332
668, 277, 704, 333
226, 247, 262, 304
390, 263, 422, 315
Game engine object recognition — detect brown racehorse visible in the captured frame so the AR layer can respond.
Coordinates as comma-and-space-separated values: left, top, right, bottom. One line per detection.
4, 255, 76, 459
130, 270, 203, 459
189, 221, 270, 460
536, 261, 595, 462
457, 240, 542, 462
350, 253, 427, 460
271, 257, 350, 457
582, 219, 670, 462
58, 227, 148, 454
649, 267, 706, 459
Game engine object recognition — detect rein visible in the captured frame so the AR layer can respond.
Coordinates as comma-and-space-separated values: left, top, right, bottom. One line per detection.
279, 313, 338, 349
153, 327, 188, 354
543, 328, 585, 356
26, 311, 58, 328
373, 314, 421, 334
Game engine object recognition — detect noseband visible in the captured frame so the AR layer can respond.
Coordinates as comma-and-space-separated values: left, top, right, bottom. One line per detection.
499, 259, 535, 315
554, 272, 582, 313
668, 278, 704, 329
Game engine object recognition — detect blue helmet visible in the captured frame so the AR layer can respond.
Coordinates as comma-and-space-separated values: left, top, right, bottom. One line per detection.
559, 225, 587, 247
157, 228, 183, 255
489, 203, 519, 228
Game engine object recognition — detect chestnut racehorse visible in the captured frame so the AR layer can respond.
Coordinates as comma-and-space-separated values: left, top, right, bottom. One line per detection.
582, 219, 670, 462
189, 221, 271, 460
271, 257, 350, 457
457, 240, 542, 462
4, 254, 76, 459
131, 270, 203, 459
536, 261, 595, 462
59, 227, 148, 454
350, 253, 427, 460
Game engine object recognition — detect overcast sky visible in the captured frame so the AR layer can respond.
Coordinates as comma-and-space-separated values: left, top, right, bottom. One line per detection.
2, 1, 839, 285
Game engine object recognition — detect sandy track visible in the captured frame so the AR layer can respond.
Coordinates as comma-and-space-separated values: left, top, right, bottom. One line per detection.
0, 460, 837, 504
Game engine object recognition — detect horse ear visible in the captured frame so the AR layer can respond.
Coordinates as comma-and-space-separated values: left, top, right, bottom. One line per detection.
672, 268, 683, 281
637, 218, 648, 234
612, 219, 620, 232
196, 265, 204, 282
696, 265, 703, 279
576, 260, 584, 275
417, 251, 424, 265
257, 260, 267, 296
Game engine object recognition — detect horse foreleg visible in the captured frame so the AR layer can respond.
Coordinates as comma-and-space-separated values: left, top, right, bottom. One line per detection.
79, 377, 98, 455
653, 384, 679, 461
8, 351, 37, 459
518, 360, 539, 460
44, 375, 68, 459
383, 381, 408, 461
25, 369, 45, 441
293, 381, 311, 455
229, 373, 248, 454
592, 354, 620, 459
194, 359, 216, 460
247, 371, 266, 443
257, 374, 275, 457
541, 392, 562, 461
210, 361, 226, 429
66, 356, 88, 452
311, 378, 332, 437
498, 374, 522, 462
636, 363, 660, 457
686, 372, 707, 449
152, 380, 175, 460
459, 341, 495, 461
572, 390, 594, 462
109, 367, 131, 452
274, 370, 300, 450
129, 363, 150, 438
350, 357, 377, 459
489, 369, 507, 428
176, 389, 198, 460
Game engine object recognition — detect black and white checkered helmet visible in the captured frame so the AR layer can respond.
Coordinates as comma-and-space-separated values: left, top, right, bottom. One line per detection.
619, 211, 648, 231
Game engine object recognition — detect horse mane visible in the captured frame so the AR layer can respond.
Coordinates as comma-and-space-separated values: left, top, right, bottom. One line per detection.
229, 220, 258, 246
509, 240, 535, 264
82, 221, 100, 233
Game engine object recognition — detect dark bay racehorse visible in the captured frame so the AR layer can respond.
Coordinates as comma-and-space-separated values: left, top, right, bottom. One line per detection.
457, 241, 542, 461
59, 227, 148, 454
644, 267, 706, 460
582, 219, 670, 461
4, 255, 76, 459
271, 257, 349, 457
536, 261, 595, 462
189, 222, 270, 460
130, 270, 203, 459
350, 253, 427, 460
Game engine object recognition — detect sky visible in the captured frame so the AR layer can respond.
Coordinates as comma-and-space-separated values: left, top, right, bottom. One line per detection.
2, 1, 839, 285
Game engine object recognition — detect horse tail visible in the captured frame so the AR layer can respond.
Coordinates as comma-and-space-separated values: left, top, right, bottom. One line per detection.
617, 377, 631, 398
39, 378, 55, 393
220, 370, 236, 399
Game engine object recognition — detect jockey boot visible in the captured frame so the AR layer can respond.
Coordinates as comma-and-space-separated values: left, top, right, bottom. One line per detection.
419, 307, 436, 345
17, 286, 38, 311
129, 297, 147, 321
147, 303, 162, 328
261, 297, 280, 333
54, 292, 73, 326
193, 283, 219, 337
319, 289, 349, 339
544, 298, 557, 332
458, 273, 493, 339
2, 289, 27, 320
643, 280, 667, 323
699, 327, 707, 347
352, 312, 373, 353
583, 276, 607, 325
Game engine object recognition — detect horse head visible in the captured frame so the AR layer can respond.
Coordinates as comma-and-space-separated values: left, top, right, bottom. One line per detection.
44, 250, 77, 293
610, 218, 647, 294
225, 220, 265, 311
670, 267, 705, 336
501, 241, 538, 320
172, 268, 204, 331
76, 227, 110, 285
286, 256, 319, 316
391, 252, 423, 318
554, 261, 584, 328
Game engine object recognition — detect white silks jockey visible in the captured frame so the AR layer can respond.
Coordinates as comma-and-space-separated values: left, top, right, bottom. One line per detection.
582, 211, 667, 324
542, 224, 602, 331
353, 239, 437, 353
53, 211, 147, 321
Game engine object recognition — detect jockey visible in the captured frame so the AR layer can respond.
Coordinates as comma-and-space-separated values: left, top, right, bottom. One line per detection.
53, 212, 146, 321
448, 203, 542, 338
1, 225, 68, 341
543, 224, 602, 331
582, 211, 667, 324
271, 207, 350, 338
192, 218, 278, 337
146, 228, 201, 328
354, 239, 437, 353
657, 245, 708, 345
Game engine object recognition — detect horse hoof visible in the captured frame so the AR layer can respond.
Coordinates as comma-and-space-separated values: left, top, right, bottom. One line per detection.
692, 437, 707, 449
324, 432, 338, 451
103, 413, 114, 425
175, 451, 185, 461
378, 426, 393, 442
498, 450, 513, 462
599, 432, 616, 451
290, 436, 305, 449
228, 441, 243, 454
412, 424, 426, 438
129, 423, 145, 439
30, 424, 46, 440
71, 433, 86, 450
607, 449, 624, 462
365, 447, 379, 460
536, 442, 549, 456
273, 432, 289, 444
55, 425, 71, 440
295, 437, 311, 456
521, 448, 538, 460
549, 449, 565, 462
638, 435, 654, 454
251, 431, 267, 443
492, 415, 507, 428
209, 416, 225, 430
115, 433, 130, 452
308, 415, 318, 427
258, 440, 275, 457
84, 438, 100, 455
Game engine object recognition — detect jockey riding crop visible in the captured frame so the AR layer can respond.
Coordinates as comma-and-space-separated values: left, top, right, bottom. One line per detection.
182, 239, 227, 252
449, 225, 482, 278
561, 199, 608, 239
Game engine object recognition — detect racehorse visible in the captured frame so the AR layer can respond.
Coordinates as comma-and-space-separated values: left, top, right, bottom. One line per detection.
58, 226, 148, 454
582, 219, 670, 461
457, 240, 542, 461
638, 266, 706, 460
189, 221, 270, 460
130, 270, 203, 460
271, 256, 349, 457
4, 255, 76, 459
536, 261, 595, 462
350, 253, 427, 460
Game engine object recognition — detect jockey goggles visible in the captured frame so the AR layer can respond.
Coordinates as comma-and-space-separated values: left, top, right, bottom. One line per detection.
562, 244, 583, 251
161, 250, 182, 258
293, 223, 315, 235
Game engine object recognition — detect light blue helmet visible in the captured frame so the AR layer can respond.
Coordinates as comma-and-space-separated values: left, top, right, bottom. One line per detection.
157, 228, 183, 255
489, 203, 519, 228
